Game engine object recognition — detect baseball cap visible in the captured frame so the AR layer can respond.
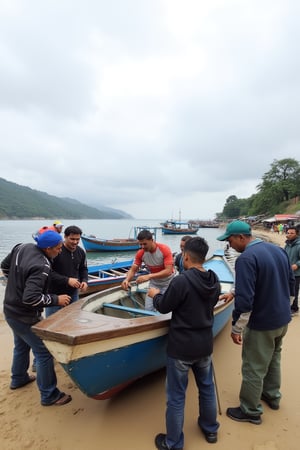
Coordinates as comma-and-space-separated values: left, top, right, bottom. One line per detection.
35, 230, 63, 248
217, 220, 252, 241
53, 220, 63, 226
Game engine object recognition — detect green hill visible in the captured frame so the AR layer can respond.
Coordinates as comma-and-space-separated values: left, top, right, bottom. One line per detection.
0, 178, 132, 220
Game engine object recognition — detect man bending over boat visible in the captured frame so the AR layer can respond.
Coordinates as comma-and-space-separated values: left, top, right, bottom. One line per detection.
121, 229, 174, 310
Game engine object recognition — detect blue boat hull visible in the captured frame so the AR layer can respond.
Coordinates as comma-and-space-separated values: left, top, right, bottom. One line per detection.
61, 335, 168, 399
81, 235, 140, 252
32, 250, 235, 400
59, 301, 233, 399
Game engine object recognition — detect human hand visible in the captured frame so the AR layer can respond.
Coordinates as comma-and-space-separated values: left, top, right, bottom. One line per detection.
147, 287, 160, 298
68, 277, 80, 288
79, 282, 88, 292
57, 295, 71, 307
219, 293, 234, 304
121, 279, 130, 290
231, 332, 242, 345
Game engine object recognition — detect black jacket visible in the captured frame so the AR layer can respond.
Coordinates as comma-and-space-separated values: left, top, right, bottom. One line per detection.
153, 267, 220, 360
1, 243, 59, 324
49, 245, 88, 296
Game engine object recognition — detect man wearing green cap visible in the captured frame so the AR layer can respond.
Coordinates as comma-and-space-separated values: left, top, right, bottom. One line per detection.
217, 220, 295, 424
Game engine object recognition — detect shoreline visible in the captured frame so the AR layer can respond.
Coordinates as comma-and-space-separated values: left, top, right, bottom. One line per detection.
1, 230, 299, 450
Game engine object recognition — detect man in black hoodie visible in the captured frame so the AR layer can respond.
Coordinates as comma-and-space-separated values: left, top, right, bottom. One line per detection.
148, 237, 220, 450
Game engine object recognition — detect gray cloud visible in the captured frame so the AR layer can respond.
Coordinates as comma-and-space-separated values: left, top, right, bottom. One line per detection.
0, 0, 299, 219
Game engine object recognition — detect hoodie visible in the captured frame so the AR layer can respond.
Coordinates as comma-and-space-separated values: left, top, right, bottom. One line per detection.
153, 268, 220, 360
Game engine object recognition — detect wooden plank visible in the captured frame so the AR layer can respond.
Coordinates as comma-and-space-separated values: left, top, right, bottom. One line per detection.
110, 269, 127, 276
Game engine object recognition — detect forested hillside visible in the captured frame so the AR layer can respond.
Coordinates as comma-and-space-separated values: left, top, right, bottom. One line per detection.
218, 158, 300, 219
0, 178, 132, 219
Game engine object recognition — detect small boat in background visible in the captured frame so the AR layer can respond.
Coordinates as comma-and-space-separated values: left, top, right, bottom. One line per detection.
82, 259, 148, 296
193, 220, 220, 229
32, 250, 234, 400
161, 220, 199, 235
81, 234, 140, 252
81, 226, 159, 252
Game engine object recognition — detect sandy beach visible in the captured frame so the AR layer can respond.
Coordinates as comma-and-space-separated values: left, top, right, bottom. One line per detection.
1, 229, 299, 450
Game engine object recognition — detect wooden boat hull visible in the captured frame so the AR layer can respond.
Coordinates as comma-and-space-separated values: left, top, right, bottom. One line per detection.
32, 251, 234, 400
81, 234, 140, 252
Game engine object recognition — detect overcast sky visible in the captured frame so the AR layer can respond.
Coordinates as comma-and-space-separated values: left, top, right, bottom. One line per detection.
0, 0, 299, 220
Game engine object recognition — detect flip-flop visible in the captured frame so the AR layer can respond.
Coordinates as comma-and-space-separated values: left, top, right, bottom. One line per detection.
10, 375, 36, 390
42, 392, 72, 406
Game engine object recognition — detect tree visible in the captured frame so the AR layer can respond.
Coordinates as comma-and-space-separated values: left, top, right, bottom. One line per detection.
257, 158, 300, 203
248, 158, 300, 215
221, 195, 252, 219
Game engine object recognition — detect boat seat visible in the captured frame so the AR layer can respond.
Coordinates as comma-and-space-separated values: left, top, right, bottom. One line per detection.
99, 270, 114, 277
102, 303, 159, 316
110, 269, 126, 276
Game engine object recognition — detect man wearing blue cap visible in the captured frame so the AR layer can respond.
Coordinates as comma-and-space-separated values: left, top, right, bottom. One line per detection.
1, 230, 72, 406
217, 221, 295, 424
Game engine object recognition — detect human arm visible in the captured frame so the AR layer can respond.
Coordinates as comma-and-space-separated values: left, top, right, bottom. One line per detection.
78, 251, 89, 284
136, 264, 173, 284
151, 277, 183, 314
230, 258, 254, 342
1, 244, 22, 277
22, 264, 71, 308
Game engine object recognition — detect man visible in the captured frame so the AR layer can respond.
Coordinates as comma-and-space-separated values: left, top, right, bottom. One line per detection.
174, 235, 192, 273
52, 220, 64, 233
284, 226, 300, 315
45, 225, 88, 317
148, 237, 220, 449
1, 230, 72, 406
217, 220, 294, 423
121, 229, 174, 310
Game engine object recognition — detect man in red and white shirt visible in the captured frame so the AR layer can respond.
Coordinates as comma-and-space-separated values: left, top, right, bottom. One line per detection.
122, 229, 174, 310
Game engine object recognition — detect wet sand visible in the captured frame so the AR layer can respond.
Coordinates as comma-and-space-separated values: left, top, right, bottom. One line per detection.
1, 229, 299, 450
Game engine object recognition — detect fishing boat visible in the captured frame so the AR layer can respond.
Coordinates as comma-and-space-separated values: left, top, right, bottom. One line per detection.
82, 259, 148, 296
161, 220, 199, 235
81, 234, 140, 252
81, 226, 159, 252
32, 250, 235, 400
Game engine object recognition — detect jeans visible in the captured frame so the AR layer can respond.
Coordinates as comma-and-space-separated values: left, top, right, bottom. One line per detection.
240, 325, 288, 415
6, 316, 62, 405
291, 276, 300, 310
165, 355, 219, 449
45, 290, 79, 317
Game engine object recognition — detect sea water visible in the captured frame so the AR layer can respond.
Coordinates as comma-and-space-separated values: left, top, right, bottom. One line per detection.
0, 218, 226, 306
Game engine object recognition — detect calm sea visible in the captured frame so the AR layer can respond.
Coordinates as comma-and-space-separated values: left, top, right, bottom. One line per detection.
0, 219, 225, 306
0, 218, 225, 264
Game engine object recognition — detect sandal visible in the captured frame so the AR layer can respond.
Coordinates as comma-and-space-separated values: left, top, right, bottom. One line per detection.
10, 375, 36, 390
43, 392, 72, 406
